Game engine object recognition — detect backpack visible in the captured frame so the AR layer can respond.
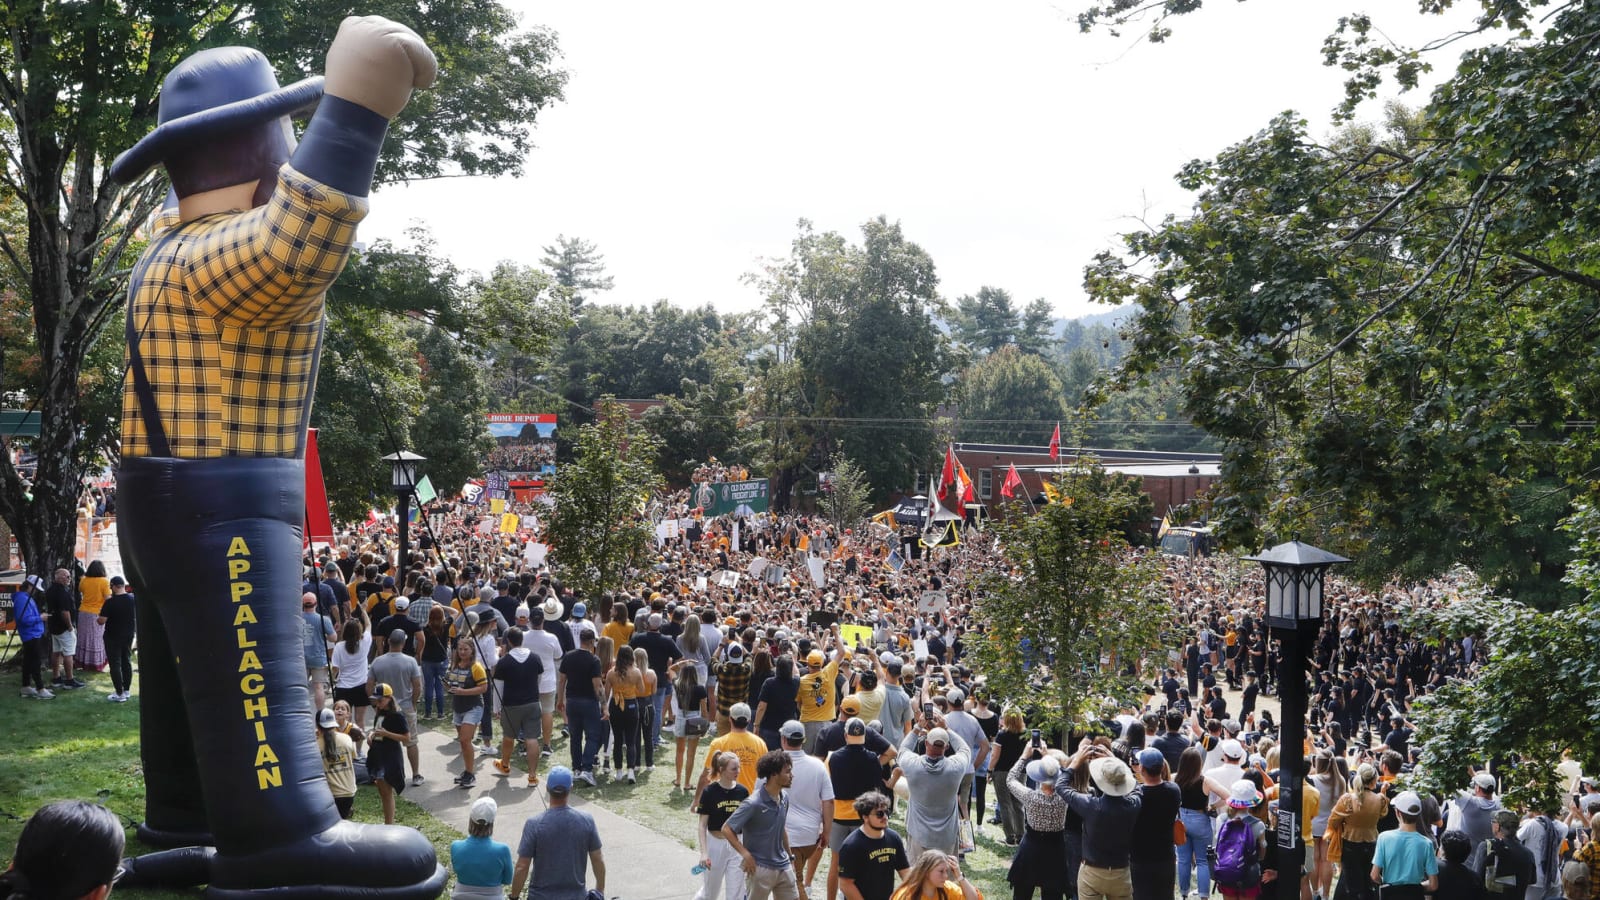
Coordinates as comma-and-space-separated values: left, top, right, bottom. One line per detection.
1214, 815, 1260, 886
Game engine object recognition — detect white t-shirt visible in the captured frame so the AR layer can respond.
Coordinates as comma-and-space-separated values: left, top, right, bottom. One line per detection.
475, 633, 500, 673
331, 632, 373, 689
525, 629, 562, 694
755, 749, 834, 844
1204, 763, 1245, 806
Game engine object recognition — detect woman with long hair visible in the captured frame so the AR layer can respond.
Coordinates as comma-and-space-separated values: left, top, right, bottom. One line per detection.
0, 800, 124, 900
988, 707, 1031, 845
606, 644, 646, 783
447, 636, 490, 789
317, 708, 358, 819
634, 646, 659, 772
419, 605, 451, 720
695, 751, 749, 900
754, 655, 799, 751
677, 614, 711, 683
747, 647, 774, 709
602, 601, 633, 649
1327, 763, 1388, 900
889, 850, 981, 900
1175, 746, 1231, 899
596, 636, 616, 774
330, 618, 373, 728
667, 657, 711, 791
1310, 748, 1348, 899
75, 560, 110, 673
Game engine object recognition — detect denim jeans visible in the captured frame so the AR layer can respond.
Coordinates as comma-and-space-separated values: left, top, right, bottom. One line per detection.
651, 683, 671, 747
1177, 808, 1214, 897
420, 661, 446, 718
566, 696, 604, 773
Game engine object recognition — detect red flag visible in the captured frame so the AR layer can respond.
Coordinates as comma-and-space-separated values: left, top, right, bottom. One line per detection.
955, 462, 975, 505
937, 444, 957, 499
1048, 423, 1061, 461
303, 428, 335, 548
1000, 463, 1023, 499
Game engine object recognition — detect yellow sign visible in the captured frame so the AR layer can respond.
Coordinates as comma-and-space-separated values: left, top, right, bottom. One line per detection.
840, 624, 873, 650
490, 498, 505, 514
500, 513, 519, 534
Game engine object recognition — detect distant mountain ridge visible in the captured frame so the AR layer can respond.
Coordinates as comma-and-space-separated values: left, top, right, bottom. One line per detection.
1054, 304, 1134, 337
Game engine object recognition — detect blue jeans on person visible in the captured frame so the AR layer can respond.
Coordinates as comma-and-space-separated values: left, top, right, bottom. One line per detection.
1177, 808, 1213, 897
566, 696, 604, 774
650, 683, 671, 747
421, 661, 446, 718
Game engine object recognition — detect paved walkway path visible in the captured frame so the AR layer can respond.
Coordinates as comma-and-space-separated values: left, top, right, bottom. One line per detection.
404, 725, 700, 900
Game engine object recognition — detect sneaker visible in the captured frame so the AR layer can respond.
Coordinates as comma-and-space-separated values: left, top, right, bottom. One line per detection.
579, 771, 596, 787
541, 748, 552, 757
626, 769, 637, 784
493, 759, 511, 775
20, 687, 37, 699
459, 772, 476, 789
107, 693, 120, 702
641, 765, 653, 773
35, 688, 54, 700
411, 774, 425, 787
67, 678, 87, 689
453, 772, 466, 784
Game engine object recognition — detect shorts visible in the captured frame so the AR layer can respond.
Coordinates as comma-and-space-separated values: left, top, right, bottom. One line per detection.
334, 685, 369, 709
52, 631, 77, 656
403, 706, 418, 744
829, 819, 861, 852
454, 704, 484, 727
539, 692, 556, 717
307, 666, 329, 688
501, 701, 542, 741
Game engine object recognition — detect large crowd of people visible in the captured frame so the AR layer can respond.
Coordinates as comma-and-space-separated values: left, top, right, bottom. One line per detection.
10, 470, 1600, 900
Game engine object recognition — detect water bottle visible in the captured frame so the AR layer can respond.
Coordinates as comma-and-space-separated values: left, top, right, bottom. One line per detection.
690, 862, 708, 876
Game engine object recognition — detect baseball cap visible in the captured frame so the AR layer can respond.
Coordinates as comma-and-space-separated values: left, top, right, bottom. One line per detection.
382, 575, 396, 588
547, 766, 574, 794
370, 683, 393, 701
1220, 739, 1245, 760
779, 720, 805, 742
946, 688, 965, 706
303, 595, 317, 609
840, 697, 862, 716
926, 727, 950, 746
572, 602, 587, 618
1473, 772, 1497, 792
317, 708, 336, 728
1391, 790, 1423, 817
1137, 748, 1166, 771
845, 718, 867, 743
109, 575, 126, 587
807, 650, 825, 667
1223, 719, 1242, 735
730, 702, 752, 724
24, 574, 44, 590
726, 643, 745, 660
394, 596, 410, 611
515, 605, 531, 620
470, 796, 498, 825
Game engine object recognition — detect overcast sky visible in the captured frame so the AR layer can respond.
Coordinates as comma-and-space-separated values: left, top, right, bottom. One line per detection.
359, 1, 1477, 320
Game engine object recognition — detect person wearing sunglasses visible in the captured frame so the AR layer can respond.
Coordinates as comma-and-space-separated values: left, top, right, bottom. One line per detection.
838, 792, 910, 900
0, 800, 125, 900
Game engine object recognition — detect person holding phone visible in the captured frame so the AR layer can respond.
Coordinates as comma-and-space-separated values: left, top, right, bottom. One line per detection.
988, 708, 1032, 845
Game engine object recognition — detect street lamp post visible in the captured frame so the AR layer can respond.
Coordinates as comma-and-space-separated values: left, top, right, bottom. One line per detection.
383, 451, 425, 578
1242, 539, 1348, 896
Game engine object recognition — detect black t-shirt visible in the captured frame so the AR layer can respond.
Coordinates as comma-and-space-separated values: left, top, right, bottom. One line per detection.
837, 828, 909, 900
45, 583, 76, 634
370, 706, 410, 791
758, 676, 799, 727
698, 781, 750, 833
994, 730, 1029, 772
100, 592, 136, 643
1131, 780, 1182, 860
544, 620, 575, 655
814, 722, 891, 758
630, 631, 683, 682
827, 744, 888, 814
560, 649, 602, 701
495, 652, 545, 707
375, 614, 421, 655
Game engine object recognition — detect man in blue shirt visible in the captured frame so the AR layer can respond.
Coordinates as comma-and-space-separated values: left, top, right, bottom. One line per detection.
511, 767, 605, 900
725, 750, 798, 900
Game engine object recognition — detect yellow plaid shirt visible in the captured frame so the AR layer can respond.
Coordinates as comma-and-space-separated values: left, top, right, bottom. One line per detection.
122, 164, 367, 459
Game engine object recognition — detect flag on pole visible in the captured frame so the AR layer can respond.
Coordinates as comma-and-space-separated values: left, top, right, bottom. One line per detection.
937, 445, 957, 500
1048, 423, 1061, 462
954, 460, 975, 505
921, 520, 961, 548
1157, 512, 1172, 539
1000, 463, 1024, 499
413, 474, 437, 505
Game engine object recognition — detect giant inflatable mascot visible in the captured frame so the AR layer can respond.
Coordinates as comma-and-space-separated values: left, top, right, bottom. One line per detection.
109, 16, 447, 899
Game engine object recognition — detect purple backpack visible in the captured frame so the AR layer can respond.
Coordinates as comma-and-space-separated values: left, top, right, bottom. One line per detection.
1213, 815, 1260, 886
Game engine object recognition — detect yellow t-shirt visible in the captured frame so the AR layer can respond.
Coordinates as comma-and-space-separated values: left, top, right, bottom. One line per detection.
798, 657, 841, 723
603, 621, 634, 649
78, 576, 111, 616
705, 730, 768, 794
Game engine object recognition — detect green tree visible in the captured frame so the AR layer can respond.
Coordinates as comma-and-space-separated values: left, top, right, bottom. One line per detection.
540, 235, 615, 307
819, 453, 872, 534
748, 218, 952, 505
410, 327, 495, 500
1016, 297, 1057, 357
956, 345, 1070, 445
0, 0, 566, 579
641, 343, 761, 486
970, 462, 1166, 730
544, 398, 663, 598
950, 286, 1022, 355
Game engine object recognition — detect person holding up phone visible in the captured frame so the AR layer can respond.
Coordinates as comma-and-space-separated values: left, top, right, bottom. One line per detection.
988, 708, 1032, 845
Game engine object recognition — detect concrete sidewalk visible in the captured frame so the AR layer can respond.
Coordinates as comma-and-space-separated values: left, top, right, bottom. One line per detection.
404, 725, 700, 900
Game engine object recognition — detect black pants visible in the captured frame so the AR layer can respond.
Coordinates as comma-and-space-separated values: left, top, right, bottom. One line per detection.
611, 699, 640, 769
1376, 886, 1424, 900
1334, 841, 1377, 900
21, 636, 47, 689
1130, 854, 1175, 900
107, 635, 135, 694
